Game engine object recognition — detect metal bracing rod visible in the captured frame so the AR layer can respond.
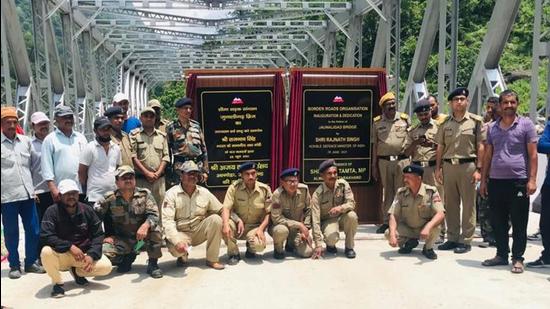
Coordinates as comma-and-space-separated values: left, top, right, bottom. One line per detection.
93, 29, 114, 51
102, 26, 211, 40
46, 0, 67, 21
73, 7, 104, 40
529, 0, 547, 121
305, 30, 327, 53
322, 30, 336, 67
32, 0, 54, 117
343, 13, 362, 67
97, 8, 235, 26
324, 10, 353, 42
365, 0, 386, 21
1, 14, 13, 106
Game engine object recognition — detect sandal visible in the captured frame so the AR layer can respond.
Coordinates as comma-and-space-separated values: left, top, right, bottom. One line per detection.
482, 256, 509, 266
511, 260, 524, 274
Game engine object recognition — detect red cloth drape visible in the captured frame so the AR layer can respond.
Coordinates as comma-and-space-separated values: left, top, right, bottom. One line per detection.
287, 71, 303, 169
185, 73, 198, 118
270, 73, 285, 189
376, 71, 388, 100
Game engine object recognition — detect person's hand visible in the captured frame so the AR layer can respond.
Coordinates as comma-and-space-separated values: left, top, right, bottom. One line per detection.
136, 222, 149, 240
70, 245, 85, 261
202, 173, 209, 183
311, 246, 324, 259
298, 224, 309, 240
527, 179, 537, 195
236, 220, 245, 238
103, 237, 114, 244
372, 165, 379, 182
50, 187, 61, 203
145, 171, 158, 183
419, 227, 430, 240
471, 170, 481, 184
34, 194, 41, 204
256, 229, 266, 246
175, 241, 188, 253
480, 181, 488, 198
82, 255, 94, 273
222, 223, 232, 239
388, 233, 398, 247
435, 168, 443, 185
328, 206, 342, 216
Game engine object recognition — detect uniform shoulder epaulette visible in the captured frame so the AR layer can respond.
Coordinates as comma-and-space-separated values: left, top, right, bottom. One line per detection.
470, 113, 484, 122
297, 183, 309, 190
424, 184, 437, 192
130, 127, 142, 135
407, 124, 419, 132
103, 191, 117, 203
400, 113, 409, 120
155, 129, 167, 137
314, 184, 324, 195
232, 179, 243, 187
397, 187, 408, 194
136, 187, 152, 195
373, 115, 381, 122
190, 119, 200, 125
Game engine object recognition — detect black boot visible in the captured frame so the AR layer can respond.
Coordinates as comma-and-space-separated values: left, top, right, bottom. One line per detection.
146, 259, 163, 278
117, 254, 136, 273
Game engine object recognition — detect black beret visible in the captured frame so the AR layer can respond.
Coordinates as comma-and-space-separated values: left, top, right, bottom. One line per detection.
318, 159, 336, 174
414, 99, 431, 113
104, 106, 124, 118
447, 87, 469, 101
237, 161, 257, 174
403, 164, 424, 177
280, 168, 300, 179
175, 97, 192, 108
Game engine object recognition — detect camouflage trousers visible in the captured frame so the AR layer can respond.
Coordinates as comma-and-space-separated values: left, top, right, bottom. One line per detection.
102, 231, 163, 265
476, 193, 494, 239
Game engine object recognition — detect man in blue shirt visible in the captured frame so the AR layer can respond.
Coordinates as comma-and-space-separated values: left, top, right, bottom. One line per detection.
112, 93, 141, 133
527, 120, 550, 268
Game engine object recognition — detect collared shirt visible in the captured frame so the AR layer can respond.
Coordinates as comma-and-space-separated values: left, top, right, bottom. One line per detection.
403, 119, 439, 162
80, 140, 121, 202
223, 179, 272, 226
310, 178, 355, 247
373, 113, 410, 156
40, 202, 104, 260
435, 112, 485, 159
487, 116, 537, 179
129, 128, 169, 174
1, 132, 35, 203
94, 187, 159, 239
122, 116, 141, 134
166, 118, 208, 168
271, 183, 311, 230
537, 122, 550, 186
41, 128, 88, 189
162, 185, 222, 245
31, 136, 49, 194
111, 131, 133, 167
388, 183, 444, 229
432, 113, 448, 126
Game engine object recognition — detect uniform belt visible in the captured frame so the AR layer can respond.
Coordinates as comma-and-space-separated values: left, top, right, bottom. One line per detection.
443, 158, 476, 165
412, 160, 436, 167
378, 155, 408, 161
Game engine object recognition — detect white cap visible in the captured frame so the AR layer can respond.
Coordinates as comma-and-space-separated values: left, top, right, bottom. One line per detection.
58, 179, 80, 195
30, 112, 50, 125
112, 92, 129, 103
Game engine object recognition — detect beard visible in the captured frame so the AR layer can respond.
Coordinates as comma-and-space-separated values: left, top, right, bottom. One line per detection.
96, 135, 111, 143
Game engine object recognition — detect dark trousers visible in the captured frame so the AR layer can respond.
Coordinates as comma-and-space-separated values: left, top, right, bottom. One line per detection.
1, 199, 40, 268
541, 184, 550, 261
35, 192, 54, 256
488, 179, 529, 261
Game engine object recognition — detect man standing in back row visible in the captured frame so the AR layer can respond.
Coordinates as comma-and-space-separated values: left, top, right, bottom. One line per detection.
435, 87, 485, 254
372, 92, 410, 234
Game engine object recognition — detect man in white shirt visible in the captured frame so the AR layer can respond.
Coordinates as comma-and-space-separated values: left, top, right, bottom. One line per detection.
78, 117, 121, 204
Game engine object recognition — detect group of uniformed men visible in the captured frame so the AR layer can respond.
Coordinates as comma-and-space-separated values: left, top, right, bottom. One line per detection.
1, 85, 508, 298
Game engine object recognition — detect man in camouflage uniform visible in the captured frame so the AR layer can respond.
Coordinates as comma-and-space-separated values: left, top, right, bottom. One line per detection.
147, 99, 169, 133
311, 159, 358, 259
386, 165, 445, 260
403, 99, 446, 244
372, 92, 410, 234
166, 97, 209, 187
129, 107, 169, 210
94, 165, 163, 278
270, 168, 314, 260
477, 96, 499, 247
162, 161, 225, 270
105, 106, 133, 168
222, 162, 272, 264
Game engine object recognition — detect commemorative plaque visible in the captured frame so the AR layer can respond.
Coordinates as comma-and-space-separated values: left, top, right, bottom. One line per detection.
302, 87, 374, 184
199, 89, 272, 187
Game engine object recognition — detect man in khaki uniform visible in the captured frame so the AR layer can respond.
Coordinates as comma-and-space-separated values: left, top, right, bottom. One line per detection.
162, 161, 225, 270
94, 166, 163, 278
372, 91, 411, 234
270, 168, 314, 259
129, 107, 169, 208
386, 165, 445, 260
222, 162, 272, 264
147, 99, 169, 133
403, 99, 446, 244
428, 95, 448, 125
311, 159, 358, 259
105, 106, 133, 167
435, 87, 485, 254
